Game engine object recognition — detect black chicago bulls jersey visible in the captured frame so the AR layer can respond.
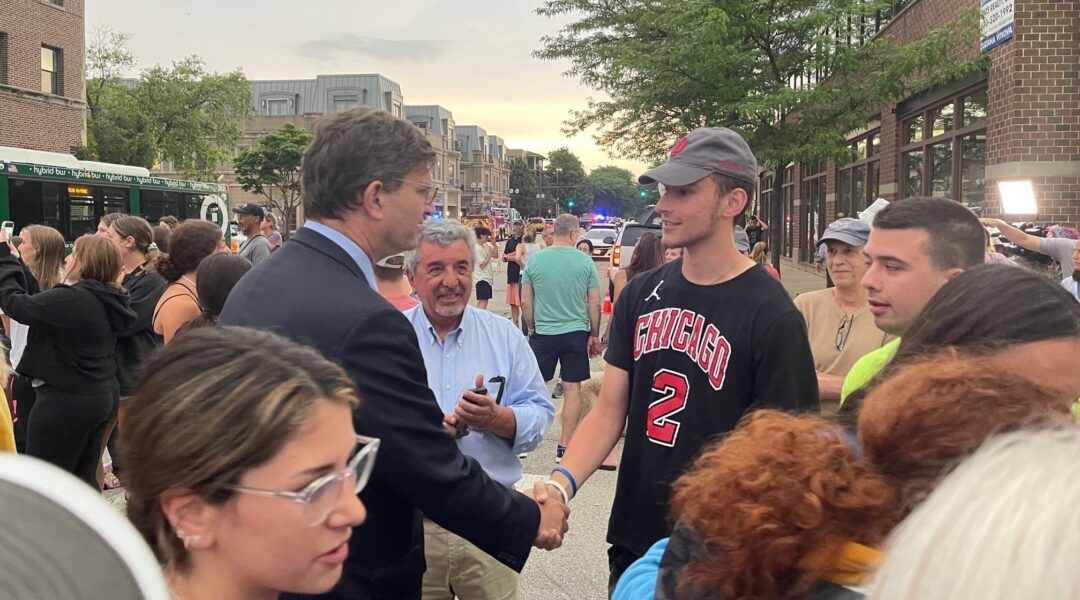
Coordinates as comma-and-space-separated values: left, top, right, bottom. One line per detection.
604, 259, 818, 558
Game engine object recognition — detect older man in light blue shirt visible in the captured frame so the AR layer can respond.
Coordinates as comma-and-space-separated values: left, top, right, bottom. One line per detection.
404, 219, 553, 600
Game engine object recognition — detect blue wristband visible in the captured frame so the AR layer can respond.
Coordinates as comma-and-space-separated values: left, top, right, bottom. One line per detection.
551, 466, 579, 497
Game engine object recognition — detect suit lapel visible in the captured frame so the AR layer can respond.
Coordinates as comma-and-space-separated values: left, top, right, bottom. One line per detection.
290, 227, 368, 282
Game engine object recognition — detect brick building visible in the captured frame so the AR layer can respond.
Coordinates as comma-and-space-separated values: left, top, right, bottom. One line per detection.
762, 0, 1079, 268
0, 0, 86, 152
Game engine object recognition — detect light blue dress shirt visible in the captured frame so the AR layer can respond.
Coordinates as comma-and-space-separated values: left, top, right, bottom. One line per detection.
302, 220, 379, 293
404, 304, 554, 487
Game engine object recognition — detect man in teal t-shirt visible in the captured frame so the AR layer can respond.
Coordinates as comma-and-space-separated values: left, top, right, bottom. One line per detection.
522, 214, 601, 460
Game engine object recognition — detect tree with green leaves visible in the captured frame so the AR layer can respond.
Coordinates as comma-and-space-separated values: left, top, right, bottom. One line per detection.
131, 57, 253, 179
587, 165, 638, 217
81, 27, 157, 165
544, 147, 591, 213
508, 158, 541, 218
83, 32, 253, 180
536, 0, 986, 267
233, 123, 312, 238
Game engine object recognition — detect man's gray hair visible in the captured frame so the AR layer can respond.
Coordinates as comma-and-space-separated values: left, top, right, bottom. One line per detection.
554, 213, 579, 236
403, 219, 477, 273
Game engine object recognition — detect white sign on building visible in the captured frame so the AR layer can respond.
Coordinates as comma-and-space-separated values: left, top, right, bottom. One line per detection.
981, 0, 1015, 52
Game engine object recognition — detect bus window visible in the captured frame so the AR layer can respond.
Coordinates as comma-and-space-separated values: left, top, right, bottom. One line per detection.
141, 189, 182, 225
102, 187, 128, 217
67, 184, 96, 237
183, 193, 204, 220
9, 179, 62, 235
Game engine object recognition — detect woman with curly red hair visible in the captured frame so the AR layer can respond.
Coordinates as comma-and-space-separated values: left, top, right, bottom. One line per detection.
616, 410, 897, 600
615, 350, 1072, 600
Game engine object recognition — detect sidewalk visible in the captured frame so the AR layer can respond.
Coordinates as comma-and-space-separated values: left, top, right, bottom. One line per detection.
778, 260, 826, 298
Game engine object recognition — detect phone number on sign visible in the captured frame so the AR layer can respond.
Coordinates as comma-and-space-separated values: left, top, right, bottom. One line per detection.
981, 0, 1013, 27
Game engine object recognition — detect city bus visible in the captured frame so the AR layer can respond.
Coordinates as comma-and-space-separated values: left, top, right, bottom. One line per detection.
0, 146, 229, 242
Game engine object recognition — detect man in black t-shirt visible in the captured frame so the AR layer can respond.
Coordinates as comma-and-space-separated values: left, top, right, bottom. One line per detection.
542, 127, 819, 591
503, 220, 525, 329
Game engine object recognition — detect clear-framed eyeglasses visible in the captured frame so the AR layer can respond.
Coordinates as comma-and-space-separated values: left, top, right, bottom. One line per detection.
393, 178, 440, 206
223, 435, 380, 527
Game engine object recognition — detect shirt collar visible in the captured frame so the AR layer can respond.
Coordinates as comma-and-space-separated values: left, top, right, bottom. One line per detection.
412, 304, 473, 347
303, 219, 378, 292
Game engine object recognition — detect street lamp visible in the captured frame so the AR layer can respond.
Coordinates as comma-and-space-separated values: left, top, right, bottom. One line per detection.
536, 193, 545, 219
552, 168, 563, 216
469, 182, 483, 209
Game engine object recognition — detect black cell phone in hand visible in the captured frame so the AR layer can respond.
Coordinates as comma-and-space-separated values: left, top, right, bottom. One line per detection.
454, 387, 487, 438
453, 420, 469, 439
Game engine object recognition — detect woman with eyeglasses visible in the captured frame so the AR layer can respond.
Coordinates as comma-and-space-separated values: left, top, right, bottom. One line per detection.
121, 327, 375, 599
794, 218, 892, 412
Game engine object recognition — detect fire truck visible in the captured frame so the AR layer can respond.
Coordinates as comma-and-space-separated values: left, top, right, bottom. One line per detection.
462, 202, 516, 240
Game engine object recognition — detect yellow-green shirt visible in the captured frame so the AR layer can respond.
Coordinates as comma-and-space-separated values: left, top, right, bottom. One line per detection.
839, 338, 1080, 421
839, 338, 901, 407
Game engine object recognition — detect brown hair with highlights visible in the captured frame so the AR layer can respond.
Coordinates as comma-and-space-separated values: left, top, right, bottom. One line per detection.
71, 235, 123, 287
858, 349, 1073, 516
122, 327, 360, 570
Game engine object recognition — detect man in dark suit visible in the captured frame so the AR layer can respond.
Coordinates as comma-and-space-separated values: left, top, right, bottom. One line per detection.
220, 107, 568, 600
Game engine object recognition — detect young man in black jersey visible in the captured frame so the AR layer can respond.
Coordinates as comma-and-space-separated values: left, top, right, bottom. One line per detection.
541, 127, 819, 591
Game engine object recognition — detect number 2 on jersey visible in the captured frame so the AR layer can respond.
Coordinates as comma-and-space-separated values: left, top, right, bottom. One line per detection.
646, 370, 689, 447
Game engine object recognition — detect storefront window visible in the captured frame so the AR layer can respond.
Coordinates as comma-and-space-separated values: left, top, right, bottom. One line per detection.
904, 150, 924, 196
759, 172, 775, 224
839, 170, 852, 217
930, 102, 955, 138
782, 165, 794, 259
899, 85, 987, 208
961, 91, 988, 126
837, 129, 880, 216
931, 142, 953, 197
905, 115, 924, 144
801, 161, 826, 263
961, 132, 986, 208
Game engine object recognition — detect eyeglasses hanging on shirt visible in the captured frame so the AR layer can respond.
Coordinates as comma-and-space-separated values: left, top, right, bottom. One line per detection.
835, 314, 854, 351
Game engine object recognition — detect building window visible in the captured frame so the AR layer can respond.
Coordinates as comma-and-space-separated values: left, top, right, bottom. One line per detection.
49, 0, 64, 5
782, 165, 795, 259
266, 99, 291, 116
41, 46, 61, 95
759, 172, 775, 227
837, 130, 880, 217
801, 160, 826, 263
899, 86, 987, 209
0, 33, 8, 85
332, 95, 358, 112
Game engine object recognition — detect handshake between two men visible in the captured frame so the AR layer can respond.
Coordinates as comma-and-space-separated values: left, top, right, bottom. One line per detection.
440, 373, 572, 551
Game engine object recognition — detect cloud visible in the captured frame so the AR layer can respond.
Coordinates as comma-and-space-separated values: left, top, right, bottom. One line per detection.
296, 34, 447, 63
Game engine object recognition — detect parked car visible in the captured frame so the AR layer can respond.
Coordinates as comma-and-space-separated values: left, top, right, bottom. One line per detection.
608, 220, 661, 293
582, 227, 618, 258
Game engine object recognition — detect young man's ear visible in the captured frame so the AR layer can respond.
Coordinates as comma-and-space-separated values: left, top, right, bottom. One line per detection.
721, 187, 750, 219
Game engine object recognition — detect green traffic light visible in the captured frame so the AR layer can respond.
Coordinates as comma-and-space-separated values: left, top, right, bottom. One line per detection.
567, 199, 575, 207
639, 189, 648, 198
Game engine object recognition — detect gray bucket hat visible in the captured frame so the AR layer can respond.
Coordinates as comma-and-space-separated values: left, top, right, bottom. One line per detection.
639, 127, 758, 187
817, 218, 871, 248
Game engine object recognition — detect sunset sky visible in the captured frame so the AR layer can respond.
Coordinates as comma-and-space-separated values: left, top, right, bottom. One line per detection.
86, 0, 651, 175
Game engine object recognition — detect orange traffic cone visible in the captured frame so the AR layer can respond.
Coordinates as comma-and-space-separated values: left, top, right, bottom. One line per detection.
602, 291, 612, 314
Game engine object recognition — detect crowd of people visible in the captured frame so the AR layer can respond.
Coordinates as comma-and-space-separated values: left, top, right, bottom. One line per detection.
1, 105, 1079, 600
